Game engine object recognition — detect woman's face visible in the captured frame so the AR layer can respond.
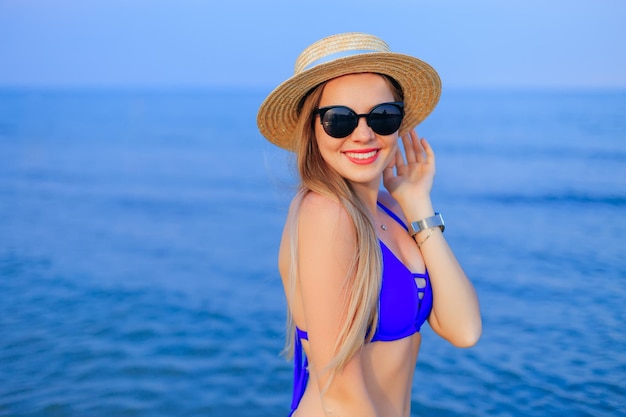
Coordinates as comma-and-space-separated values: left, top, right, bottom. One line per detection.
314, 73, 399, 189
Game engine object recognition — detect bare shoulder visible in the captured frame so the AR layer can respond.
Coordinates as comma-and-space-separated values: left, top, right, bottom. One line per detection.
299, 191, 343, 216
295, 192, 357, 276
280, 191, 351, 266
298, 192, 353, 237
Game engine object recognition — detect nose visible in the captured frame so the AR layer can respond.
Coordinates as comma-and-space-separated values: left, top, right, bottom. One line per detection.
352, 116, 375, 142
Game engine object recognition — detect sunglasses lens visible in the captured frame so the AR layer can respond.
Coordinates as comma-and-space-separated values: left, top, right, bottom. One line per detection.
368, 103, 404, 135
321, 107, 357, 138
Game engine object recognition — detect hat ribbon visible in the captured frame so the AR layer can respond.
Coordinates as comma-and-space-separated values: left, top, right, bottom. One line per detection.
300, 49, 382, 73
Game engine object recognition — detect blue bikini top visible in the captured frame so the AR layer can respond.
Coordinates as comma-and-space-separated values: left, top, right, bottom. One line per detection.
296, 201, 433, 342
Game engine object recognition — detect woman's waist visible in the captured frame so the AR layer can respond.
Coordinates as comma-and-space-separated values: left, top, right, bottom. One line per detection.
296, 382, 413, 417
299, 335, 419, 417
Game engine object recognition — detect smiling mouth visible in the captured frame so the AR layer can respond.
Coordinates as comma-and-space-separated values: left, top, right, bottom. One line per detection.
344, 150, 379, 160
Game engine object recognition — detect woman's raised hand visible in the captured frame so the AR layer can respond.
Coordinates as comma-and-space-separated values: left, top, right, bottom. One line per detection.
382, 130, 436, 207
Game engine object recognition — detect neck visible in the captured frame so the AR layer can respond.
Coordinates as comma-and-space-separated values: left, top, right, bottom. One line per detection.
350, 180, 381, 214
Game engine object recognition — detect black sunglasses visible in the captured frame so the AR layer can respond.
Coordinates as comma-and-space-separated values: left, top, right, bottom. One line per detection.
313, 102, 405, 138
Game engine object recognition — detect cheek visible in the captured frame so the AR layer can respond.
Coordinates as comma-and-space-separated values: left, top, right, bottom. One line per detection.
390, 137, 399, 152
382, 137, 400, 163
315, 126, 342, 154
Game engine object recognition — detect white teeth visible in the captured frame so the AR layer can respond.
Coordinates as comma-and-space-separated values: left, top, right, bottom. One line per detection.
345, 150, 377, 159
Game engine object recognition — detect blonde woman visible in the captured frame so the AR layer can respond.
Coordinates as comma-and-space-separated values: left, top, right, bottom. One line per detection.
257, 33, 482, 417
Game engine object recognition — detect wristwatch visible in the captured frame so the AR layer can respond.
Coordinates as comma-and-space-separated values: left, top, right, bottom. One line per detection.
409, 213, 445, 236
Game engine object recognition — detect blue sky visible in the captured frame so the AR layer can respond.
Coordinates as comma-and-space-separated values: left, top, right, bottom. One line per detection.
1, 0, 624, 89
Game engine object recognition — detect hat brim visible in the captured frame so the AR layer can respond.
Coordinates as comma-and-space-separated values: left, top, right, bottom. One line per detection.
257, 52, 441, 151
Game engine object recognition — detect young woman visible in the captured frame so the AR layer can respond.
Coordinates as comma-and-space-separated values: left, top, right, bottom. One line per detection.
257, 33, 482, 417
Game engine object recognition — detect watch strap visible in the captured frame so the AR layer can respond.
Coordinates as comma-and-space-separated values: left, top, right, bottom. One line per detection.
409, 213, 445, 236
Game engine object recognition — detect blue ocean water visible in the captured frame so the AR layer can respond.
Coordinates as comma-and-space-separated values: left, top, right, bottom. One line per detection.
0, 87, 624, 416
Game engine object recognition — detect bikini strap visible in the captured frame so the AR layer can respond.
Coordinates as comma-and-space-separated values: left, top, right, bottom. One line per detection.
291, 328, 309, 411
296, 326, 309, 340
377, 201, 409, 231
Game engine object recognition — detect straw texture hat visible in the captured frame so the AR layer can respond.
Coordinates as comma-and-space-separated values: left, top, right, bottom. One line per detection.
257, 32, 441, 151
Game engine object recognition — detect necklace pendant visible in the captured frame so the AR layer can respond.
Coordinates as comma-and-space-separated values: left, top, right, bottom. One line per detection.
381, 224, 388, 231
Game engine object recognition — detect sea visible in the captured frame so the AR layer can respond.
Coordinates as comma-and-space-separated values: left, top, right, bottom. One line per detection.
0, 87, 624, 417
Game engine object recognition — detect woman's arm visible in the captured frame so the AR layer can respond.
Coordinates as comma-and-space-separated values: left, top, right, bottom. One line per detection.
383, 131, 482, 347
296, 191, 381, 417
408, 205, 482, 347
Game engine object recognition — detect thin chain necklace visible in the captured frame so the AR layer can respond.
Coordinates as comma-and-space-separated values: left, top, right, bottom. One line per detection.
377, 206, 388, 231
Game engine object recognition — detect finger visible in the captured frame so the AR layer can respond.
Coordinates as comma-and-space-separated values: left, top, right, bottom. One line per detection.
401, 131, 416, 163
412, 131, 427, 164
394, 144, 407, 175
421, 138, 435, 166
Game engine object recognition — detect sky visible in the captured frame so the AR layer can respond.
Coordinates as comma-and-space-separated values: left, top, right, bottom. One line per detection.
1, 0, 625, 90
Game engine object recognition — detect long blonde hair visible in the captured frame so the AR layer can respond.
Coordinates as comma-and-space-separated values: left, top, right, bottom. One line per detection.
283, 74, 404, 379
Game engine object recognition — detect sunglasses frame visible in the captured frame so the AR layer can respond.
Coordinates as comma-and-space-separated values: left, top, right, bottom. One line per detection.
314, 102, 405, 138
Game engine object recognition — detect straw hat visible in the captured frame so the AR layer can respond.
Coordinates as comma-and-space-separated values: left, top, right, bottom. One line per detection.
257, 32, 441, 151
